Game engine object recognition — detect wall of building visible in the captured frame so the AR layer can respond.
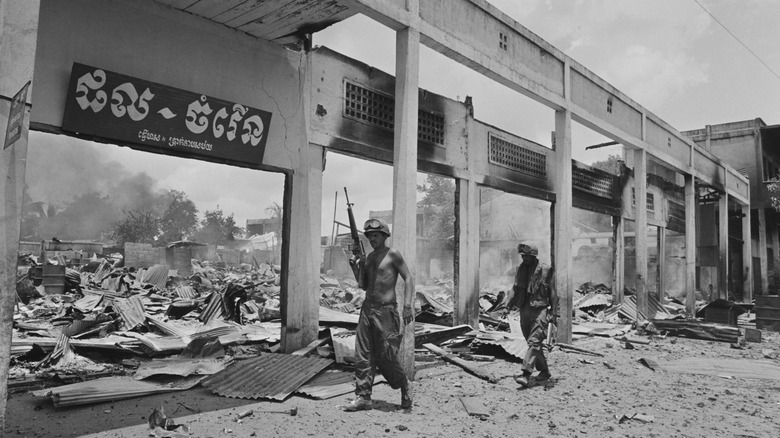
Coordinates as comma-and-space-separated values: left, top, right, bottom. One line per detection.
31, 0, 306, 172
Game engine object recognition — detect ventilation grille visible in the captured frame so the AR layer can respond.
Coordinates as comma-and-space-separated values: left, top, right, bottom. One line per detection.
488, 133, 546, 178
573, 164, 616, 199
343, 80, 444, 145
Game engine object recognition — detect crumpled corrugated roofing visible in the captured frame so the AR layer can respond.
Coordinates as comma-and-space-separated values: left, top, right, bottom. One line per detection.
202, 353, 333, 401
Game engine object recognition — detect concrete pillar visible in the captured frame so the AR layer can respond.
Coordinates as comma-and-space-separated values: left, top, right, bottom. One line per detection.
718, 193, 729, 299
634, 149, 648, 321
454, 178, 479, 329
658, 226, 666, 299
758, 208, 768, 295
281, 51, 320, 353
771, 216, 780, 271
613, 216, 625, 304
392, 9, 420, 380
742, 204, 753, 302
553, 108, 572, 343
0, 0, 40, 427
684, 175, 696, 315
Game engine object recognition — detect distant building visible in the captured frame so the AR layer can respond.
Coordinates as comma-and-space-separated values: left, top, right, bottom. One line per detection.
683, 118, 780, 295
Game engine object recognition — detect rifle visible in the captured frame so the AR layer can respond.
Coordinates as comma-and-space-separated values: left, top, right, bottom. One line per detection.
344, 188, 365, 280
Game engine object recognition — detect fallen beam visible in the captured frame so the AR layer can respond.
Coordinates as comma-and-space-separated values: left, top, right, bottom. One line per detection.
555, 343, 605, 357
422, 343, 497, 383
651, 319, 739, 343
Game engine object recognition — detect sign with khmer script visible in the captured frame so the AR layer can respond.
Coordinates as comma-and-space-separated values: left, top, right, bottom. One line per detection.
62, 63, 272, 165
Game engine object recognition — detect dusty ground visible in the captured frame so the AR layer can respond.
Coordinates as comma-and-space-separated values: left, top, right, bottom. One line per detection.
4, 329, 780, 438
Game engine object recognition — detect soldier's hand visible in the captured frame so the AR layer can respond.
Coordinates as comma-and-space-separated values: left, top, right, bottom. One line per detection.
547, 313, 558, 324
403, 305, 414, 325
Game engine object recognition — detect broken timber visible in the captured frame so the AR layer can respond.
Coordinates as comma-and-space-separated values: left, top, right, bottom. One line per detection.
651, 319, 739, 343
555, 343, 604, 357
422, 343, 497, 383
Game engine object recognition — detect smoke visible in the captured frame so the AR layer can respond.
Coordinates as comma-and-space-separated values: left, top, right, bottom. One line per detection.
23, 132, 166, 240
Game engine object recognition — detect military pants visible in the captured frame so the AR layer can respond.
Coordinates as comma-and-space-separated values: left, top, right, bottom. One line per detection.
353, 303, 407, 398
519, 304, 549, 375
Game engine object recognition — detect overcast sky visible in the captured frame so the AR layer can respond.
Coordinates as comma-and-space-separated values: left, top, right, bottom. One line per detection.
28, 0, 780, 238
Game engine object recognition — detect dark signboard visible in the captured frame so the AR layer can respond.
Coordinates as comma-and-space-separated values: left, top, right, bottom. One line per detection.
4, 81, 30, 150
62, 63, 272, 165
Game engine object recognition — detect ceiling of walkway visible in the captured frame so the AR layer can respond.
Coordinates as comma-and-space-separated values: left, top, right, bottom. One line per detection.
152, 0, 355, 46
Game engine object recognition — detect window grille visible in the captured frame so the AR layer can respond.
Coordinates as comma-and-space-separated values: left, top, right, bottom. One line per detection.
573, 165, 616, 199
488, 133, 546, 178
344, 80, 444, 145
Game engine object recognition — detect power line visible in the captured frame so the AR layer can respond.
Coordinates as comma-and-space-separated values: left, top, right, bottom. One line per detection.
692, 0, 780, 81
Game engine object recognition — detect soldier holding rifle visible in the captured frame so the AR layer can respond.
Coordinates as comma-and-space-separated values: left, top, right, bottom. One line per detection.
342, 188, 415, 412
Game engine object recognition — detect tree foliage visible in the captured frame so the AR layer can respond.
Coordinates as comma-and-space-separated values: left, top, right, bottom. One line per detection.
158, 190, 198, 244
193, 208, 242, 245
111, 209, 159, 247
589, 154, 623, 176
417, 175, 455, 241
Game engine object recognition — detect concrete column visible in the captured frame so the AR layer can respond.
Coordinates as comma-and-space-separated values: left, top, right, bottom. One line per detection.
613, 216, 625, 304
392, 12, 420, 380
454, 178, 479, 328
758, 208, 768, 295
658, 226, 666, 300
742, 204, 753, 302
771, 216, 780, 271
634, 149, 649, 321
718, 193, 729, 299
281, 52, 320, 353
553, 108, 572, 343
684, 175, 696, 314
0, 0, 40, 427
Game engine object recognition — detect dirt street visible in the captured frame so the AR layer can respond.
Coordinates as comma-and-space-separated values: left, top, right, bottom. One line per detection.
4, 329, 779, 438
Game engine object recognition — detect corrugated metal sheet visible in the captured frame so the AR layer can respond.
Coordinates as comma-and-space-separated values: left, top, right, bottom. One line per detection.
295, 370, 386, 400
330, 327, 355, 365
140, 264, 170, 290
114, 295, 146, 330
199, 292, 225, 323
613, 295, 673, 320
473, 332, 528, 359
574, 292, 613, 310
152, 0, 356, 46
175, 285, 197, 299
202, 353, 333, 401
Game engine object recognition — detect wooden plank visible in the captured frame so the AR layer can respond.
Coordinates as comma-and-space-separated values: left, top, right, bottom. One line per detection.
184, 0, 247, 19
460, 397, 490, 417
422, 343, 497, 383
291, 337, 329, 356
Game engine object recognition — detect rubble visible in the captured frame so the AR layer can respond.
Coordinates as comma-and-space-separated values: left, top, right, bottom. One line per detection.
12, 253, 774, 422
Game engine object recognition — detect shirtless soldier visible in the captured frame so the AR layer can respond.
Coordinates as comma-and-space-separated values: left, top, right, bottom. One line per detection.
343, 218, 414, 411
